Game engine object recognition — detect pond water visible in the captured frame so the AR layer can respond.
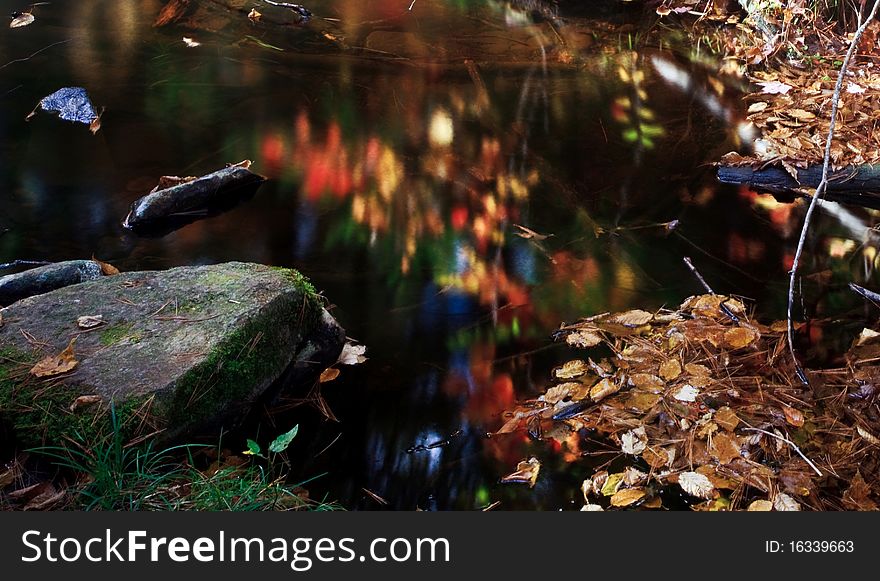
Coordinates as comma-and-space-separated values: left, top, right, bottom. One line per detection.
0, 0, 820, 509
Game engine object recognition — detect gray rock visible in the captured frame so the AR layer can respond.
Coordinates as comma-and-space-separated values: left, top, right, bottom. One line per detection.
0, 260, 103, 307
0, 262, 343, 447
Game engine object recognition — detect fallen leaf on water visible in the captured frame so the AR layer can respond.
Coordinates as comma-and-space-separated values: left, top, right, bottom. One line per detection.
787, 109, 816, 121
337, 342, 367, 365
600, 472, 624, 496
678, 471, 716, 499
70, 395, 103, 412
319, 368, 340, 383
27, 87, 100, 129
541, 383, 575, 404
501, 457, 540, 487
610, 487, 646, 507
248, 8, 262, 22
182, 37, 201, 48
782, 404, 805, 427
77, 315, 104, 330
9, 11, 34, 28
30, 338, 79, 378
747, 499, 773, 511
630, 373, 664, 392
709, 432, 741, 464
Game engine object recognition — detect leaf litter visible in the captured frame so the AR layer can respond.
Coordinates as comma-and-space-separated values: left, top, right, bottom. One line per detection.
498, 293, 880, 510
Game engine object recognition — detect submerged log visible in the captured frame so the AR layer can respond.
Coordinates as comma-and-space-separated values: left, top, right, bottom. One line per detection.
716, 164, 880, 210
123, 161, 265, 234
0, 260, 103, 306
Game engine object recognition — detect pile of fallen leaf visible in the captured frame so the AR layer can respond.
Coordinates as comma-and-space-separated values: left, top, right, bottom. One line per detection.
498, 293, 880, 510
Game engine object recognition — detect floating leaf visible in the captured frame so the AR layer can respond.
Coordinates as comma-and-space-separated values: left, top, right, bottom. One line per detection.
248, 8, 262, 22
269, 424, 299, 454
338, 342, 367, 365
9, 11, 34, 28
182, 36, 201, 48
319, 368, 340, 383
600, 472, 624, 496
709, 433, 741, 464
610, 487, 646, 507
581, 504, 604, 511
28, 87, 99, 127
501, 457, 540, 488
30, 338, 79, 378
513, 224, 553, 241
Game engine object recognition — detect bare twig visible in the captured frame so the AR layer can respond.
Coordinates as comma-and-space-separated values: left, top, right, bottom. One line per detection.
787, 0, 880, 386
682, 256, 740, 323
849, 282, 880, 305
742, 427, 823, 476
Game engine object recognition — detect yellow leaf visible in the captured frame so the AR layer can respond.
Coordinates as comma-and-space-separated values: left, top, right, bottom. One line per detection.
610, 309, 653, 327
589, 378, 619, 401
501, 458, 540, 488
714, 407, 740, 431
610, 487, 646, 507
724, 326, 758, 349
555, 359, 589, 380
30, 338, 79, 378
566, 329, 603, 348
659, 358, 682, 381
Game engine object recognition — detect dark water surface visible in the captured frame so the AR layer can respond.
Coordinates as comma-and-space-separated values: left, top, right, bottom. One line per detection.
1, 1, 805, 509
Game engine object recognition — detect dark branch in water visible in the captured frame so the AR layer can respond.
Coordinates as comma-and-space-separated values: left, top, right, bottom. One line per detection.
849, 283, 880, 305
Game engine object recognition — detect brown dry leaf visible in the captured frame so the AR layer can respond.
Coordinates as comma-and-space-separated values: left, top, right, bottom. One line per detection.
610, 309, 653, 327
659, 358, 682, 381
629, 373, 664, 393
709, 433, 742, 464
747, 101, 769, 113
782, 404, 805, 427
747, 499, 773, 511
248, 8, 262, 22
589, 378, 620, 401
641, 446, 668, 469
542, 383, 576, 404
624, 392, 661, 413
513, 224, 553, 241
30, 338, 79, 378
501, 458, 540, 488
555, 359, 589, 380
69, 395, 102, 412
724, 326, 758, 349
566, 329, 603, 348
610, 487, 646, 507
773, 492, 801, 511
93, 258, 120, 276
685, 363, 712, 377
714, 407, 740, 431
319, 368, 340, 383
787, 109, 816, 121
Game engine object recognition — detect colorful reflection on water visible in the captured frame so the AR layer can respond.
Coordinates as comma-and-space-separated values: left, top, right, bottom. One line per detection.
0, 0, 817, 509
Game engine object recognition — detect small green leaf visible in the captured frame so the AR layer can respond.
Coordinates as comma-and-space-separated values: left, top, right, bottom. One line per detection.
269, 424, 299, 454
243, 439, 261, 456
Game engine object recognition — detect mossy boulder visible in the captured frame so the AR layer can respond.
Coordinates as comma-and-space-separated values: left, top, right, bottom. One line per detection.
0, 262, 344, 448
